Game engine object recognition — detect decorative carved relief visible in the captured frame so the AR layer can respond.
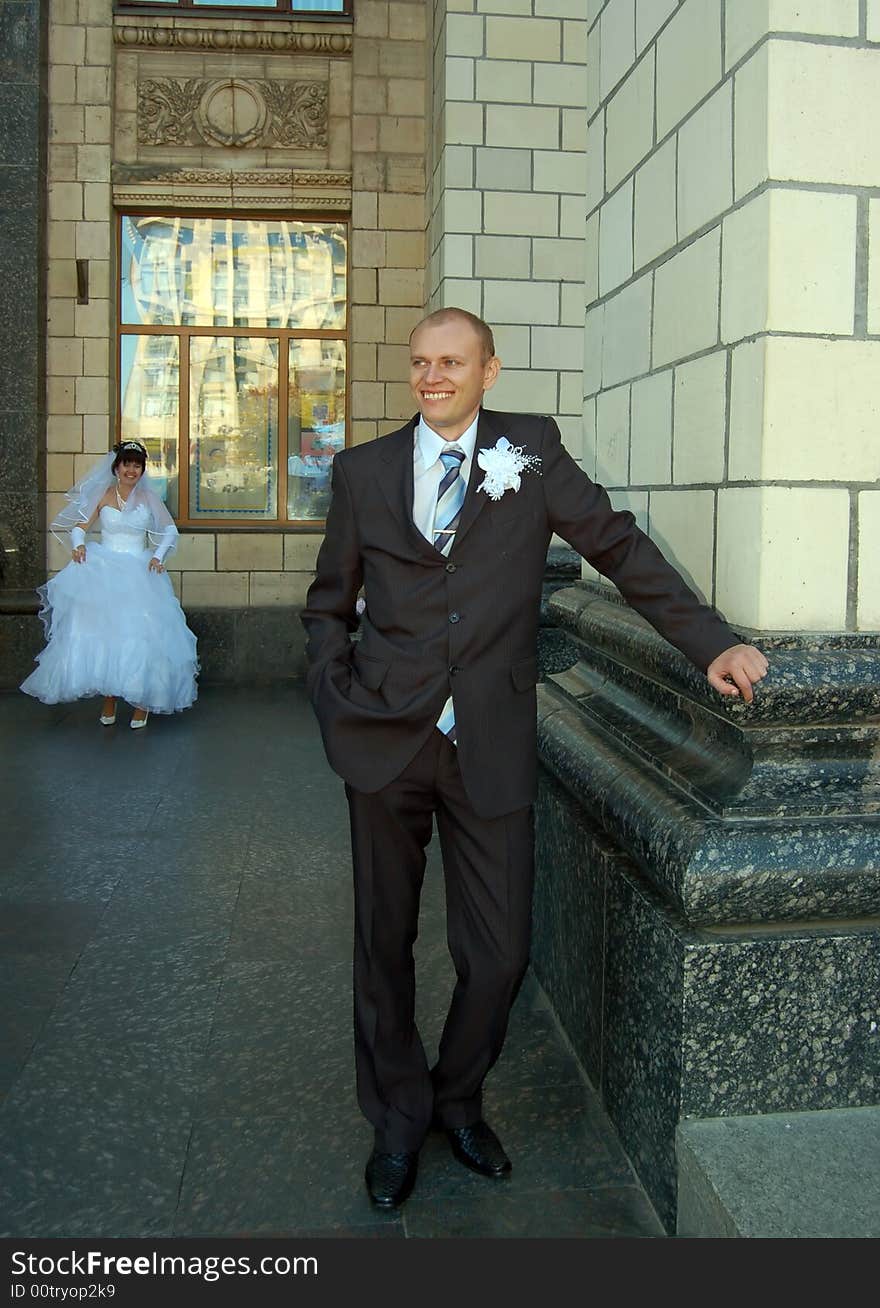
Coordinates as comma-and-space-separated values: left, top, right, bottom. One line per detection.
115, 26, 352, 55
137, 78, 328, 150
198, 80, 268, 147
113, 191, 351, 210
113, 191, 235, 207
137, 79, 204, 147
289, 172, 352, 188
260, 82, 327, 148
113, 168, 352, 188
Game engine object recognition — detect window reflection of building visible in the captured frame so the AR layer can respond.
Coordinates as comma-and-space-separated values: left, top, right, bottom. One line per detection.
120, 334, 180, 513
190, 336, 278, 516
119, 215, 347, 523
288, 337, 346, 521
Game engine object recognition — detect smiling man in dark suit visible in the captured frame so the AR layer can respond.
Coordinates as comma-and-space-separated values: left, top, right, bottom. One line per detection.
301, 307, 768, 1209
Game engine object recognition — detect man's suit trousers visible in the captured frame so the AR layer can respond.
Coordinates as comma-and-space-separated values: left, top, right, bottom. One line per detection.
346, 729, 534, 1153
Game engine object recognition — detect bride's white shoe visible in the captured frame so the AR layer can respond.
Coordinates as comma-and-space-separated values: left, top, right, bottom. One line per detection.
130, 709, 149, 730
99, 698, 117, 726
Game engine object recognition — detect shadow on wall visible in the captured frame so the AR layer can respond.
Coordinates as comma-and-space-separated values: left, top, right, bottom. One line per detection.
646, 524, 711, 608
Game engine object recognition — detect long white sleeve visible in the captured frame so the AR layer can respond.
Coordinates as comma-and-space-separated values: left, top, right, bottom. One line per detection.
70, 526, 86, 549
151, 523, 178, 563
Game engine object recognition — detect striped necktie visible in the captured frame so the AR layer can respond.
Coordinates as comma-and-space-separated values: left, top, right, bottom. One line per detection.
432, 444, 466, 555
433, 444, 465, 744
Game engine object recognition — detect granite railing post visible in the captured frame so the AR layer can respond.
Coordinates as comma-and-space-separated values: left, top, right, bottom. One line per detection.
0, 0, 48, 680
533, 583, 880, 1230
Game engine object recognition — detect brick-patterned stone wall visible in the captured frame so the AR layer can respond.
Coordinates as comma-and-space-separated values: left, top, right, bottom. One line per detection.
428, 0, 588, 465
349, 0, 428, 447
584, 0, 880, 632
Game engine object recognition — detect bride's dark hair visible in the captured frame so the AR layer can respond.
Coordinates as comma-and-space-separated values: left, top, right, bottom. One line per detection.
111, 440, 147, 473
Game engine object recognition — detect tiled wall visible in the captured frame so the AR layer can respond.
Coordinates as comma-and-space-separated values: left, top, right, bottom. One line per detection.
584, 0, 880, 631
428, 0, 588, 464
349, 0, 428, 445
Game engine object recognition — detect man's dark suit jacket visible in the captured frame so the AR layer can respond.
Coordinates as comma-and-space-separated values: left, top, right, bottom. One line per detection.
301, 408, 739, 820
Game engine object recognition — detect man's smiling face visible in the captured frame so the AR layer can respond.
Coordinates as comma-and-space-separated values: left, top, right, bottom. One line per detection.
409, 317, 500, 440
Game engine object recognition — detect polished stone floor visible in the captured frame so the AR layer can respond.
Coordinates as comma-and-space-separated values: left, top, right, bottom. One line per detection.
0, 685, 664, 1239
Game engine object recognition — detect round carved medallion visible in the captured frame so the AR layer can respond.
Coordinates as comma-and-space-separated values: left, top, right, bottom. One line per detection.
197, 80, 268, 148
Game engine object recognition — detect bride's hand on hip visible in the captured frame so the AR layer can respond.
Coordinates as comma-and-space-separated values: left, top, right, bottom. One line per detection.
148, 557, 164, 573
72, 546, 86, 564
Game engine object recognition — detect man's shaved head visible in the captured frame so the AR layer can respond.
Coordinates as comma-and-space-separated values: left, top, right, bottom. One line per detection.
409, 308, 496, 363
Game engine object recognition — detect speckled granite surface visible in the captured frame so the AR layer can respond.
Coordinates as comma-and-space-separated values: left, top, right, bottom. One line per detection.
0, 0, 47, 595
534, 769, 880, 1231
534, 588, 880, 1229
538, 584, 880, 925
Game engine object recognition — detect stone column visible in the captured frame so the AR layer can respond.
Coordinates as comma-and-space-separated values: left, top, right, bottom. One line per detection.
532, 0, 880, 1231
720, 5, 880, 630
0, 0, 48, 597
582, 0, 879, 631
0, 0, 116, 685
44, 0, 113, 583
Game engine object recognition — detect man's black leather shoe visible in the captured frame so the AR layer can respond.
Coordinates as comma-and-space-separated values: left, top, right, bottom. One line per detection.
365, 1149, 419, 1208
445, 1120, 512, 1178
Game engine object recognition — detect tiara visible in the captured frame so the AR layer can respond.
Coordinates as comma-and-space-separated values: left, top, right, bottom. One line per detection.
119, 440, 147, 453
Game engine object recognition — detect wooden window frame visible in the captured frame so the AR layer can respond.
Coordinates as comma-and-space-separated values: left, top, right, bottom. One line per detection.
117, 209, 350, 532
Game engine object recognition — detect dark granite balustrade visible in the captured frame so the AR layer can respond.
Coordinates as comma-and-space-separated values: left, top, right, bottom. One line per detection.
533, 580, 880, 1229
0, 0, 47, 595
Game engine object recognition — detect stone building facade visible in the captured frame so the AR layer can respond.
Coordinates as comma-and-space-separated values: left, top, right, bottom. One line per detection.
4, 0, 598, 674
5, 0, 877, 642
2, 0, 879, 1232
40, 0, 430, 622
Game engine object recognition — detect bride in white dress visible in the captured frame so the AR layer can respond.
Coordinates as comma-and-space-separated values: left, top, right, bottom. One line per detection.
20, 440, 198, 728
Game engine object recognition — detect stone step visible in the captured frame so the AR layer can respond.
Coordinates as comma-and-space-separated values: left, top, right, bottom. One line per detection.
676, 1107, 880, 1238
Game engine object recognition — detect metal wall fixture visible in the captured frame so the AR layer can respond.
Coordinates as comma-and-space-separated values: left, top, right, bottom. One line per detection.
76, 258, 89, 305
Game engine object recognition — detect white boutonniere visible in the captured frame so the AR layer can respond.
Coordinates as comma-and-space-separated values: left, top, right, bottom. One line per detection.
476, 437, 542, 502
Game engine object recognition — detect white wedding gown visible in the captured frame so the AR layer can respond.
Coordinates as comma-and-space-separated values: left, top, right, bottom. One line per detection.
21, 503, 198, 713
